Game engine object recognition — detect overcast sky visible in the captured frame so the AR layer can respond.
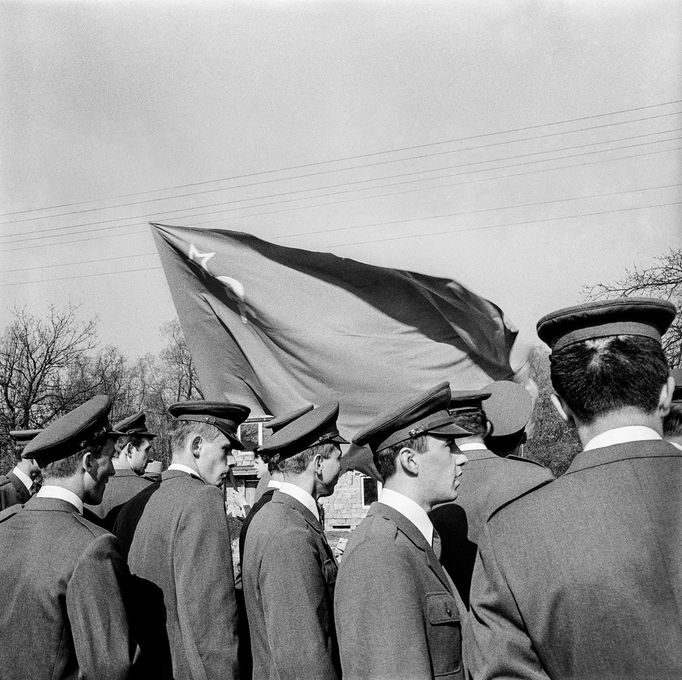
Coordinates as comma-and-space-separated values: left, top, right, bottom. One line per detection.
1, 0, 680, 358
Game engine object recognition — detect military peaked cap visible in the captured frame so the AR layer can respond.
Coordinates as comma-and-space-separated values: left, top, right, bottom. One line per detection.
23, 394, 122, 466
483, 381, 533, 437
339, 443, 383, 482
114, 411, 156, 438
449, 389, 491, 413
168, 400, 250, 450
671, 367, 682, 404
353, 382, 470, 453
258, 401, 347, 461
265, 404, 315, 433
9, 429, 42, 445
537, 297, 676, 352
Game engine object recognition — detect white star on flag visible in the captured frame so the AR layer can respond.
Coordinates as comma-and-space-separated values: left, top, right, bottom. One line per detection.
188, 243, 248, 323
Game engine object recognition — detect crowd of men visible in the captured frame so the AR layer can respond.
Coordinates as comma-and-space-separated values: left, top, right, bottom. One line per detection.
0, 296, 681, 680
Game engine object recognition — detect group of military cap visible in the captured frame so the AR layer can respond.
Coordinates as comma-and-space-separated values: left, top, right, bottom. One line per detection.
0, 295, 681, 680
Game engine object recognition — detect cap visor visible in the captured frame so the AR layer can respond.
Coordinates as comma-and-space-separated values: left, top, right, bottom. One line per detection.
427, 422, 471, 437
330, 433, 349, 445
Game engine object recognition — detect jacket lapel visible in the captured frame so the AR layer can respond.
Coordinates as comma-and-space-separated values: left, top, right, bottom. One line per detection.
372, 502, 453, 593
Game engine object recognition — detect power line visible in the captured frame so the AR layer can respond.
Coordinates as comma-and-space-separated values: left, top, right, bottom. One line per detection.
3, 182, 680, 274
3, 199, 679, 286
1, 108, 680, 226
4, 144, 681, 252
3, 131, 680, 243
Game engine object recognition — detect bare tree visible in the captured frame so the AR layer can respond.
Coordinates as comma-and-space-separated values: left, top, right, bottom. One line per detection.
159, 320, 203, 401
583, 248, 682, 366
0, 305, 98, 433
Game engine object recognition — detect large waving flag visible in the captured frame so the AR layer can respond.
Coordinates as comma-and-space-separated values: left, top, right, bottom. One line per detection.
151, 223, 520, 436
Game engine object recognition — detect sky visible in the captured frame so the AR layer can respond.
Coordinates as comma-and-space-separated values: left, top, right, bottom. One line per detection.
1, 0, 680, 359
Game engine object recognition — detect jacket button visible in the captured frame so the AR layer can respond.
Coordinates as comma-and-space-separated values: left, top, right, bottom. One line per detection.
446, 607, 452, 616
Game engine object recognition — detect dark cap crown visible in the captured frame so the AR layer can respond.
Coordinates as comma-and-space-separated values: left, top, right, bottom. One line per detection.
114, 411, 156, 438
265, 404, 315, 433
353, 382, 470, 453
259, 401, 347, 460
22, 394, 122, 466
482, 381, 533, 437
537, 297, 676, 352
168, 400, 250, 450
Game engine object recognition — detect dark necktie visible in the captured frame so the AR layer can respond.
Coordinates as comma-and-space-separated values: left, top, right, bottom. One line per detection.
431, 529, 442, 560
29, 481, 41, 496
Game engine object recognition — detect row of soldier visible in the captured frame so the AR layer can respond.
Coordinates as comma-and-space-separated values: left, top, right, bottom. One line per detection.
0, 296, 681, 680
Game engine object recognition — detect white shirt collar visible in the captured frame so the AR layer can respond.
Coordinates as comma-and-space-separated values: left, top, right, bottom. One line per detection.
36, 485, 83, 514
278, 482, 319, 520
380, 487, 433, 545
12, 467, 33, 492
583, 426, 662, 451
168, 463, 202, 479
457, 442, 488, 452
267, 479, 282, 489
670, 441, 682, 452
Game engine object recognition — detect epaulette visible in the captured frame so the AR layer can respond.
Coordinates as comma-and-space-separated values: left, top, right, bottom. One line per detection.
506, 454, 548, 468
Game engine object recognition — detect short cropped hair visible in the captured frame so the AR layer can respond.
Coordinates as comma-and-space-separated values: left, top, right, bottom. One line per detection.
376, 434, 428, 481
114, 434, 149, 456
663, 404, 682, 438
42, 437, 108, 479
168, 420, 223, 454
550, 335, 669, 424
268, 442, 337, 475
450, 409, 487, 437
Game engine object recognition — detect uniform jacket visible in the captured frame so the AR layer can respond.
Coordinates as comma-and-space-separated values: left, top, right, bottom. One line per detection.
127, 470, 240, 680
430, 449, 553, 607
469, 440, 682, 680
239, 487, 275, 561
0, 497, 135, 680
0, 471, 31, 510
86, 468, 154, 527
335, 502, 464, 680
242, 490, 340, 680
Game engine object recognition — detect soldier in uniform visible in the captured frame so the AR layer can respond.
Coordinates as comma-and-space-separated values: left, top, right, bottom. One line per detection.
0, 429, 42, 509
85, 410, 156, 527
240, 403, 314, 561
430, 384, 553, 607
242, 401, 346, 680
469, 297, 682, 679
335, 382, 470, 680
0, 394, 135, 680
122, 400, 249, 680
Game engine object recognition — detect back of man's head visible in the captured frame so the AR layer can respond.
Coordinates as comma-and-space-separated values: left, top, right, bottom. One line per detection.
550, 335, 669, 425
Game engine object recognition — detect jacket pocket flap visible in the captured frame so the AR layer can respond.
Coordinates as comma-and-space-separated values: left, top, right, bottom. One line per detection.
426, 592, 459, 625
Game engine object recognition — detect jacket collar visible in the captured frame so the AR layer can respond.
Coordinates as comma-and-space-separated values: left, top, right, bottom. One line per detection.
272, 489, 323, 534
565, 439, 682, 476
162, 468, 205, 484
24, 495, 82, 514
371, 502, 452, 594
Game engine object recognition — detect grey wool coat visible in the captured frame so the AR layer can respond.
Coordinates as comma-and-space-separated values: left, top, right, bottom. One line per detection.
86, 467, 154, 524
0, 497, 135, 680
335, 502, 464, 680
127, 470, 240, 680
242, 489, 340, 680
469, 439, 682, 680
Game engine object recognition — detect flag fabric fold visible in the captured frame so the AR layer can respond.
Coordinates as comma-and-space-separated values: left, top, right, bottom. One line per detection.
151, 222, 519, 437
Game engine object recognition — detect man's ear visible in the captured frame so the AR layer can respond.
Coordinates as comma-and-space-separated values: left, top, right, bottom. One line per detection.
190, 436, 203, 459
122, 442, 134, 458
550, 393, 575, 427
396, 446, 419, 476
82, 451, 95, 473
658, 375, 675, 417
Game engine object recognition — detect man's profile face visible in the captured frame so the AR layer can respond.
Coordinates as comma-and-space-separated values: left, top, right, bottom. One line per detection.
418, 434, 467, 507
253, 453, 269, 479
196, 432, 232, 487
83, 438, 116, 505
317, 445, 343, 498
129, 438, 153, 475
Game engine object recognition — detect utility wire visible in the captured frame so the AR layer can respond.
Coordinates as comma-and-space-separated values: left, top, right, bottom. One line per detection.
2, 131, 680, 242
3, 182, 680, 274
1, 108, 680, 226
4, 200, 680, 286
3, 144, 680, 252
